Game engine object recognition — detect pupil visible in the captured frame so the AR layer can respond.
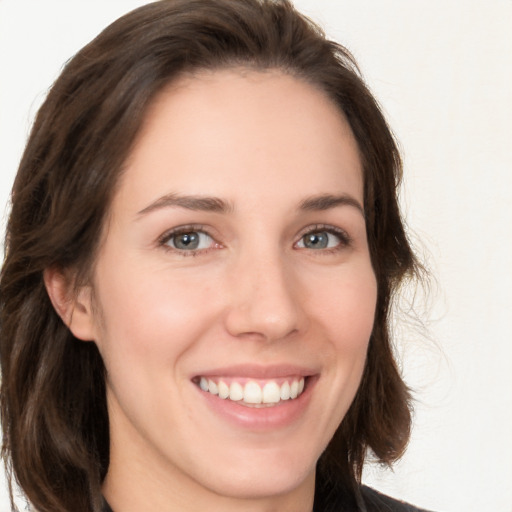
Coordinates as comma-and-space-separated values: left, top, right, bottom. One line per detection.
305, 232, 328, 249
176, 232, 199, 249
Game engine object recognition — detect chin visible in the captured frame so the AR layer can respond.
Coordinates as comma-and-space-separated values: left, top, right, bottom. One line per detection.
203, 463, 314, 501
187, 440, 319, 500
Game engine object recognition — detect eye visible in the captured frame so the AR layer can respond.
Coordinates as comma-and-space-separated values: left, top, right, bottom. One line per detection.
295, 227, 350, 251
161, 229, 215, 252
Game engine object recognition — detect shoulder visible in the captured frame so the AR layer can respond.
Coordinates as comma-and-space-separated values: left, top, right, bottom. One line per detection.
361, 486, 433, 512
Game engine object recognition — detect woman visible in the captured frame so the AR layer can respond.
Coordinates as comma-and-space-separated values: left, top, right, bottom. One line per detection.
0, 1, 428, 511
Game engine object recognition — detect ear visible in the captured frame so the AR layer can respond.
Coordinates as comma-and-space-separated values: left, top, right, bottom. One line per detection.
43, 267, 97, 341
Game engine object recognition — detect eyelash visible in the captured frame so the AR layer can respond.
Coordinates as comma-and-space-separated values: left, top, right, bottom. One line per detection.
294, 224, 352, 254
158, 225, 218, 257
157, 223, 352, 256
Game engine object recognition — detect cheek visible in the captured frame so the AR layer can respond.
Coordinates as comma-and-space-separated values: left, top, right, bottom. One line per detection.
299, 263, 376, 437
309, 265, 377, 349
92, 260, 221, 369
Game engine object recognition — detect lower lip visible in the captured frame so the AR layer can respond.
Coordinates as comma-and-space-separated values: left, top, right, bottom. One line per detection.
196, 377, 317, 431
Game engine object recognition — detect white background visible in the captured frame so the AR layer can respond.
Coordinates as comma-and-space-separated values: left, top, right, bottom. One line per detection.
1, 1, 511, 511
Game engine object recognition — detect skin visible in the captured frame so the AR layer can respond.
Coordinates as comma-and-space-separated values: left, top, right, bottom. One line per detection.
49, 69, 377, 512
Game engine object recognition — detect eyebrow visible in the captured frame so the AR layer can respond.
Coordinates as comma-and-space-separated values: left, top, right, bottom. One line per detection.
299, 193, 365, 217
137, 193, 234, 216
137, 192, 364, 217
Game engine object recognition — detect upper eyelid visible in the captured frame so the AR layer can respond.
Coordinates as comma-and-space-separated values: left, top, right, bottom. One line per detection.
158, 224, 212, 242
293, 225, 354, 252
157, 226, 219, 256
296, 223, 351, 240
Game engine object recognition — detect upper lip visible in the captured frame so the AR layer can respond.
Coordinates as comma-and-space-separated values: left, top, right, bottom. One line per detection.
192, 363, 318, 380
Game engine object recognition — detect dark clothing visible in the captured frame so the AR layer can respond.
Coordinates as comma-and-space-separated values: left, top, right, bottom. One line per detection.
102, 484, 431, 511
361, 486, 432, 512
311, 468, 432, 512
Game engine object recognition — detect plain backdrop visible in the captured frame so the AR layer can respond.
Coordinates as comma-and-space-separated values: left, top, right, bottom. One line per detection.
1, 1, 511, 511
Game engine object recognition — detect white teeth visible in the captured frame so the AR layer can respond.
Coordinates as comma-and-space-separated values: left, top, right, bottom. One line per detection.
199, 377, 306, 405
244, 381, 263, 404
262, 381, 280, 404
290, 380, 299, 399
208, 379, 218, 395
218, 381, 230, 399
229, 382, 244, 401
280, 381, 291, 400
199, 377, 209, 391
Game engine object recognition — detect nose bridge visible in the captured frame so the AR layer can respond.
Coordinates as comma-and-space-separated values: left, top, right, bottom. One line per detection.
225, 241, 301, 341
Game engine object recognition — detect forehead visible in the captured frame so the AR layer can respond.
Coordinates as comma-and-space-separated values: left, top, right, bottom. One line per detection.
116, 68, 363, 214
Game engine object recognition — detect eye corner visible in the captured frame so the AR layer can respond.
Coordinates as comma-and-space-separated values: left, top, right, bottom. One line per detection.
294, 224, 353, 252
157, 225, 221, 256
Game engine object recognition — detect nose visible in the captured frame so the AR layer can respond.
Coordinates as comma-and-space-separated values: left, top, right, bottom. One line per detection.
224, 249, 303, 342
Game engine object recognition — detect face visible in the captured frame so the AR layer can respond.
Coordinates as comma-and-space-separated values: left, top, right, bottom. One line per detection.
86, 70, 377, 509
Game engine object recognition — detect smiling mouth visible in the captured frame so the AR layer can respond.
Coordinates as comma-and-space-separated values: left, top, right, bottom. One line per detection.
195, 376, 307, 407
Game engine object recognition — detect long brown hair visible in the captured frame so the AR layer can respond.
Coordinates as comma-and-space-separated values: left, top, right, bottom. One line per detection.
0, 1, 419, 511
